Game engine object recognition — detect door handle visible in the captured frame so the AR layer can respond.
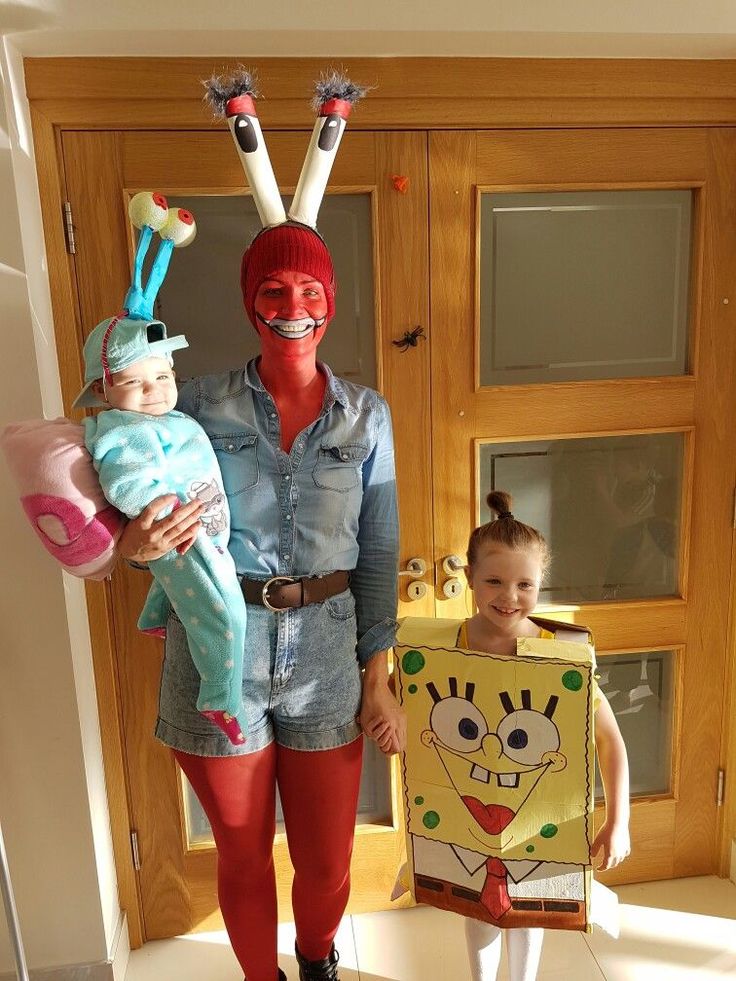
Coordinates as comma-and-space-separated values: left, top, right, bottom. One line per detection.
441, 554, 465, 600
398, 557, 428, 579
441, 554, 465, 575
399, 558, 428, 602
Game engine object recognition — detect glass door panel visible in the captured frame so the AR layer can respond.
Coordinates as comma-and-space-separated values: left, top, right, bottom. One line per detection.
478, 433, 684, 603
594, 650, 676, 799
184, 741, 393, 847
479, 189, 692, 386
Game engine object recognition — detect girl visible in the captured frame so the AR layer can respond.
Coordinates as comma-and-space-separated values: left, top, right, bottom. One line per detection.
462, 490, 630, 981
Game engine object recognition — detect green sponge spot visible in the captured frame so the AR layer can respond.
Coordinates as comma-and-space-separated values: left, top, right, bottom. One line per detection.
540, 823, 558, 838
562, 670, 583, 692
402, 650, 426, 675
423, 810, 440, 830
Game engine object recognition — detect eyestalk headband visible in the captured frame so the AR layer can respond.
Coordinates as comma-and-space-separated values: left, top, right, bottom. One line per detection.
205, 67, 367, 233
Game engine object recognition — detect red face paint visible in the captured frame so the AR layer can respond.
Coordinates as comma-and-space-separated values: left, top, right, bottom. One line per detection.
253, 268, 329, 367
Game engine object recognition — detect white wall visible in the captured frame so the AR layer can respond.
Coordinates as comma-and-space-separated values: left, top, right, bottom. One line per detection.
0, 38, 120, 975
3, 0, 736, 57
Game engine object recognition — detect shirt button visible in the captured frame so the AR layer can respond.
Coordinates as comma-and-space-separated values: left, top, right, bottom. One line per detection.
270, 412, 277, 419
227, 443, 234, 451
284, 553, 290, 560
341, 453, 349, 460
286, 514, 292, 521
283, 475, 290, 481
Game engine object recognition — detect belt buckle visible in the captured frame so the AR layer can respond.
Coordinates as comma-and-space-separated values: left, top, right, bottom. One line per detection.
262, 576, 297, 613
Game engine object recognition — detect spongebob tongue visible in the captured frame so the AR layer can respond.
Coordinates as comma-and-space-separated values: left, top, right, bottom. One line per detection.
461, 796, 515, 835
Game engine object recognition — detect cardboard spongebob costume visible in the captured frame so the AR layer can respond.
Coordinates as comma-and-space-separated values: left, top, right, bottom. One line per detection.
396, 617, 596, 932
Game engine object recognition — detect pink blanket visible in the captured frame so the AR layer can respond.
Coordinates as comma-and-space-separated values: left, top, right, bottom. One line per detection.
1, 418, 125, 580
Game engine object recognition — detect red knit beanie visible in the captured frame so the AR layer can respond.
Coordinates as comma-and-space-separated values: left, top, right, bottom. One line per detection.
240, 223, 336, 329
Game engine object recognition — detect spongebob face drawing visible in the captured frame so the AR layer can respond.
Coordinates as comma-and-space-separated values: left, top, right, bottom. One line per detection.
422, 681, 567, 852
396, 618, 596, 931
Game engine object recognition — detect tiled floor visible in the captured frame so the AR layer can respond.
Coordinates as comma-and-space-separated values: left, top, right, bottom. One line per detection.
124, 876, 736, 980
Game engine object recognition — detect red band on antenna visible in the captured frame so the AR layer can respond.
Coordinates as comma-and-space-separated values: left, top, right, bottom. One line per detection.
226, 94, 257, 118
319, 98, 352, 120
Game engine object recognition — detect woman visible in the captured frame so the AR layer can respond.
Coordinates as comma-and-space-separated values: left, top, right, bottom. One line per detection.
119, 218, 405, 981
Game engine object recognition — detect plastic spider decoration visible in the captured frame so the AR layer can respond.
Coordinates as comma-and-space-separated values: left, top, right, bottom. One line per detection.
392, 326, 426, 352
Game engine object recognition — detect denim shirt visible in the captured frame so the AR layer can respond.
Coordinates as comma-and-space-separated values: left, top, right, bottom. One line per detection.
177, 359, 399, 664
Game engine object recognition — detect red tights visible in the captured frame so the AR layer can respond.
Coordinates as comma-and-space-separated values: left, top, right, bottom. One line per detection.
174, 737, 363, 981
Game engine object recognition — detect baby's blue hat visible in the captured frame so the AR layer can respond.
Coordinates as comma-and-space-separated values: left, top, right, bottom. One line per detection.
73, 316, 188, 409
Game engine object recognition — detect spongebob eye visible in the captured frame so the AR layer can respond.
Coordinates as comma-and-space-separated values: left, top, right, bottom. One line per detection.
160, 207, 197, 247
496, 710, 560, 766
129, 191, 169, 231
430, 698, 488, 754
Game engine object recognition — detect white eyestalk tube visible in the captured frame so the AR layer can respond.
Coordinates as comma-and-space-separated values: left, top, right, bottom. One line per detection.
224, 93, 286, 229
289, 98, 352, 228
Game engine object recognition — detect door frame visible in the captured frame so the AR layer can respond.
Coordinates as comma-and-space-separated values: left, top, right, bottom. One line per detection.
25, 55, 736, 946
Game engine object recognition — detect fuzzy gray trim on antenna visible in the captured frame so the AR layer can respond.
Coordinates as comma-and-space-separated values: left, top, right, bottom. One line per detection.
203, 67, 259, 118
311, 70, 369, 111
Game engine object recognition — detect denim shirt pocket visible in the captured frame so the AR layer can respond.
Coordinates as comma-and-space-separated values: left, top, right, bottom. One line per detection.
313, 443, 369, 493
211, 433, 259, 495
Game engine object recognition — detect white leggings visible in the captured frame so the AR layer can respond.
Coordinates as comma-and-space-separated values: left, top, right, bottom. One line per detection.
464, 918, 544, 981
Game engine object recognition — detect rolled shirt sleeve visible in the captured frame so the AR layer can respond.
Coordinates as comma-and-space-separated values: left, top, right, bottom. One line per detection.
352, 395, 400, 665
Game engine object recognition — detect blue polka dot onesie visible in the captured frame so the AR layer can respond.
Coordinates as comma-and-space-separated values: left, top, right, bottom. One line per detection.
84, 408, 247, 741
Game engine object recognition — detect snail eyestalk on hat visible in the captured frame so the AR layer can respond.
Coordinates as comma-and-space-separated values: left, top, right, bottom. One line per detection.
204, 68, 287, 229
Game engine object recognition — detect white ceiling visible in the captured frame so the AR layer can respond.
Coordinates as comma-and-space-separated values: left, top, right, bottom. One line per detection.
2, 0, 736, 58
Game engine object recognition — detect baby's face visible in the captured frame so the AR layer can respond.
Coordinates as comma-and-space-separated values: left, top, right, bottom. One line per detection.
102, 356, 177, 416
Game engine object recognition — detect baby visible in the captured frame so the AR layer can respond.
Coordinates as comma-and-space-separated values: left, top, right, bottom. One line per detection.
76, 313, 248, 745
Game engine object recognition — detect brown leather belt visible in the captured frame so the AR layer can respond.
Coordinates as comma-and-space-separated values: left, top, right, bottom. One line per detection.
241, 570, 350, 611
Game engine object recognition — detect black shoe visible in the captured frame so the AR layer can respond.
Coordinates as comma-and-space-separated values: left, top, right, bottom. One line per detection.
295, 942, 340, 981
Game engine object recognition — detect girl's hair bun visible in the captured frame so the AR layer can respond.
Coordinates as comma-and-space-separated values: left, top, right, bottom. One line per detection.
468, 489, 550, 572
487, 490, 513, 517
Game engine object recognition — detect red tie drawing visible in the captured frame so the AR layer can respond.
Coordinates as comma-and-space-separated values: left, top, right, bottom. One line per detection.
480, 856, 511, 920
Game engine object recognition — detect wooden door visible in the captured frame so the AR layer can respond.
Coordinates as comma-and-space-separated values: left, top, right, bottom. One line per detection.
429, 129, 736, 885
61, 128, 431, 938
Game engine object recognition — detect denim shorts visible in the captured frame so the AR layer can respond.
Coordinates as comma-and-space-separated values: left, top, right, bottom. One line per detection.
155, 588, 363, 756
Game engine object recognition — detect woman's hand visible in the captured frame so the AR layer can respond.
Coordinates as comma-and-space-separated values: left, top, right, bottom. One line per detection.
118, 496, 203, 563
591, 819, 631, 871
358, 652, 407, 756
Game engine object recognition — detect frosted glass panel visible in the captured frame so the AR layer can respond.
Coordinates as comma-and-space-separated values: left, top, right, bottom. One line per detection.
184, 739, 392, 847
479, 190, 692, 385
595, 651, 674, 798
479, 433, 683, 603
155, 194, 376, 386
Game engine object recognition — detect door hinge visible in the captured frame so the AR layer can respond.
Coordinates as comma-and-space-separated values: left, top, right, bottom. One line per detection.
717, 768, 725, 807
130, 830, 142, 870
62, 201, 76, 255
